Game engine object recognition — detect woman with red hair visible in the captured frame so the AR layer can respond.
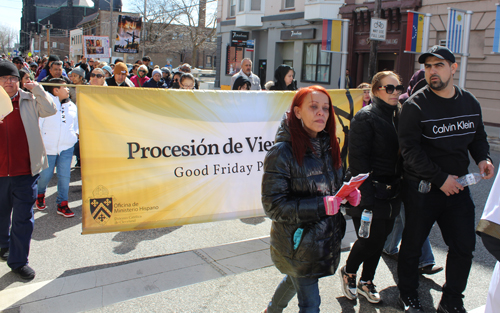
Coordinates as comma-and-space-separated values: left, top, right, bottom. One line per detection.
261, 86, 360, 312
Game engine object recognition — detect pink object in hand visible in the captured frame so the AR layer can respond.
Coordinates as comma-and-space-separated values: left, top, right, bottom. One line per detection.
323, 196, 342, 215
346, 189, 361, 207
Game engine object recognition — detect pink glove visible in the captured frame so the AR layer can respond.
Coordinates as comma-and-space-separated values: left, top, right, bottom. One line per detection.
323, 196, 342, 215
346, 189, 361, 207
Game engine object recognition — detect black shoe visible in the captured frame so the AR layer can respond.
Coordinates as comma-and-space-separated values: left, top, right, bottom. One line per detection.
437, 301, 467, 313
400, 295, 424, 312
0, 247, 8, 261
12, 265, 35, 280
420, 264, 444, 275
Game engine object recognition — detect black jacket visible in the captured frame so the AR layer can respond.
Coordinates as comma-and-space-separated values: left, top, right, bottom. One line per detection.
346, 97, 401, 219
262, 116, 345, 278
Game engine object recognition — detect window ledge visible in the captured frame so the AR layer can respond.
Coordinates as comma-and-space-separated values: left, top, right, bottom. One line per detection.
280, 8, 295, 12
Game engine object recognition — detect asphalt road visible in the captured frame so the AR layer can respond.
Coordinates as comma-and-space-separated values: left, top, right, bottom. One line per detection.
0, 150, 498, 313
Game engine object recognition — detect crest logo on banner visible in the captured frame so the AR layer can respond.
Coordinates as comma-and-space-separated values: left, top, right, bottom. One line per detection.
89, 186, 113, 225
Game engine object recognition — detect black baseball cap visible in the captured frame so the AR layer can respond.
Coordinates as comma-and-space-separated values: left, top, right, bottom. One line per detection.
418, 45, 456, 64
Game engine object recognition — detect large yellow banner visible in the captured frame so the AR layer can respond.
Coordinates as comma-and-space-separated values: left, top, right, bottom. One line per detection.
78, 87, 363, 234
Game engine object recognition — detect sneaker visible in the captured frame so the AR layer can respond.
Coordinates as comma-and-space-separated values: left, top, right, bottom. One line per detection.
340, 265, 357, 300
419, 264, 444, 275
35, 194, 46, 211
400, 295, 424, 312
57, 201, 75, 218
437, 301, 467, 313
0, 247, 8, 261
357, 281, 381, 303
12, 264, 35, 280
73, 160, 81, 169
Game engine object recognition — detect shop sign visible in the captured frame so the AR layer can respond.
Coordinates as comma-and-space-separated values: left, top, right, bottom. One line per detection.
231, 31, 250, 47
280, 29, 315, 40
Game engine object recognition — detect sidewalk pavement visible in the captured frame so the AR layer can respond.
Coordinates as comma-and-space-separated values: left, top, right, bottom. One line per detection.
0, 222, 357, 313
486, 125, 500, 152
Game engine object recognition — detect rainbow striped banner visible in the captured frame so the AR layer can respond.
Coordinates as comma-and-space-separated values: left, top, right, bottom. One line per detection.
493, 4, 500, 54
446, 8, 466, 54
405, 12, 425, 53
322, 19, 342, 53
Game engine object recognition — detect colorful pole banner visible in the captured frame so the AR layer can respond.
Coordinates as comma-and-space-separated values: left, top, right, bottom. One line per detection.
322, 20, 342, 53
77, 87, 363, 234
493, 4, 500, 54
114, 15, 142, 53
446, 8, 466, 54
405, 12, 425, 53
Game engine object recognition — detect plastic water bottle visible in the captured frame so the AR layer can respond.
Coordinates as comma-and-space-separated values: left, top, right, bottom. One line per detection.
358, 209, 373, 238
456, 173, 483, 187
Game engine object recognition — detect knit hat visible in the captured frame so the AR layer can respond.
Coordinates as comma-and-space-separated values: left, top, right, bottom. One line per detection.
0, 60, 20, 78
161, 67, 171, 74
30, 62, 38, 67
113, 62, 128, 75
152, 68, 162, 77
102, 65, 113, 76
69, 66, 85, 78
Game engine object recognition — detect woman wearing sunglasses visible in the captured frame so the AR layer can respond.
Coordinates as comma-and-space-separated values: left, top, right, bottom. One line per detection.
340, 71, 404, 304
89, 68, 107, 86
130, 65, 150, 87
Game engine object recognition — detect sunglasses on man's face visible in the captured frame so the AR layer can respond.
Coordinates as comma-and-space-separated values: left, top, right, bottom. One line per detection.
90, 73, 104, 78
14, 61, 23, 65
378, 84, 405, 94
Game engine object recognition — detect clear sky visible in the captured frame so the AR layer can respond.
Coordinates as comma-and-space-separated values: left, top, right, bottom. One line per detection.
0, 0, 136, 39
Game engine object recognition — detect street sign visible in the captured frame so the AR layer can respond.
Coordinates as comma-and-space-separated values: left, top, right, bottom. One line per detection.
370, 18, 387, 41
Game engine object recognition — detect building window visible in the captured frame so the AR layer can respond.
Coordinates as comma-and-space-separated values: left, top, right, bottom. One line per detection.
60, 43, 64, 49
251, 0, 261, 11
301, 42, 331, 83
52, 42, 57, 48
229, 0, 236, 17
239, 0, 245, 12
226, 46, 243, 75
284, 0, 294, 9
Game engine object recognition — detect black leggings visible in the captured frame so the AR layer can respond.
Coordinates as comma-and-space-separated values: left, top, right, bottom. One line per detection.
345, 217, 396, 281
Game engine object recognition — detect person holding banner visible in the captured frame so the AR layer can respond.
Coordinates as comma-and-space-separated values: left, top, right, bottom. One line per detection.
0, 61, 57, 279
340, 71, 403, 304
397, 46, 494, 313
261, 86, 360, 313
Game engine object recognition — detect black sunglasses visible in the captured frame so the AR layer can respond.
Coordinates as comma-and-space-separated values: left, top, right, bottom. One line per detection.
90, 73, 104, 78
379, 84, 405, 94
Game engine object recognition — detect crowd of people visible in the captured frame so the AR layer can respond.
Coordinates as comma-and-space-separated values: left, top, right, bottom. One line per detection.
0, 46, 499, 313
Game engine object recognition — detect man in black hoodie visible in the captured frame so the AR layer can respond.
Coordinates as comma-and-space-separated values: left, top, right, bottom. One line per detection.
397, 46, 495, 313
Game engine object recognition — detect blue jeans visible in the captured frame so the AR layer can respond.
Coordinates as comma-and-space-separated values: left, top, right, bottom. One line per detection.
0, 174, 38, 269
37, 147, 74, 204
267, 275, 320, 313
383, 206, 436, 268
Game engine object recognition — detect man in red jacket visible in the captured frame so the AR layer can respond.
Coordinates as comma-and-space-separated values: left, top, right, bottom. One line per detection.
0, 60, 56, 280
